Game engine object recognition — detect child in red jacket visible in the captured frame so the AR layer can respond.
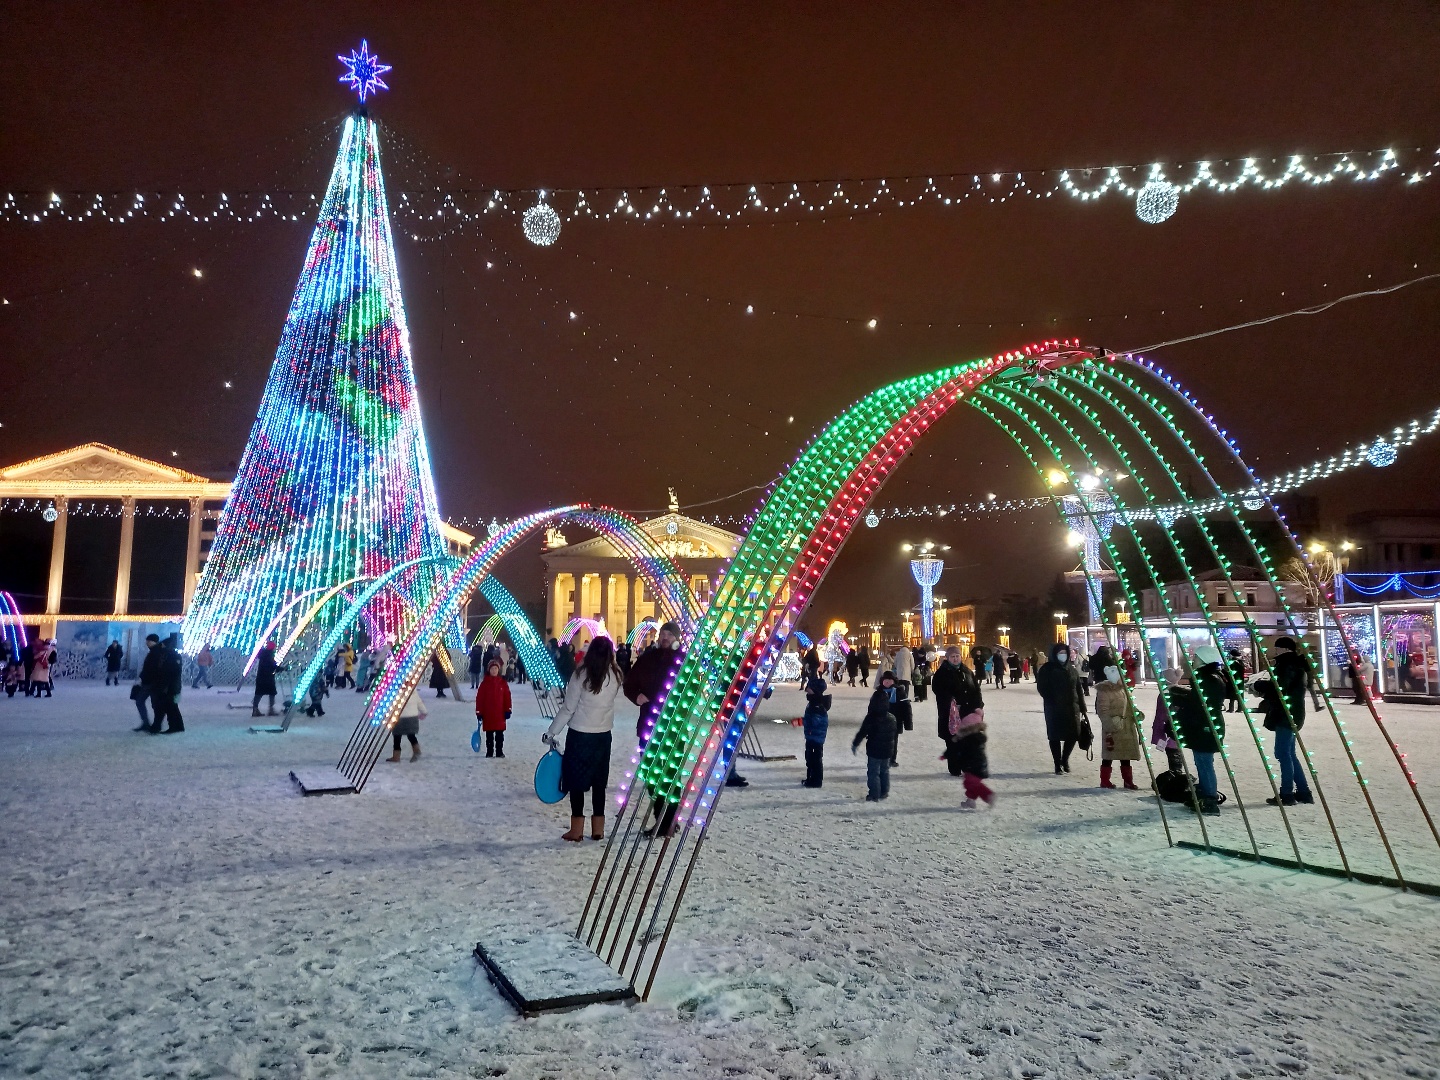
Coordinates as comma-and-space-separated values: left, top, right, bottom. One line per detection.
475, 657, 512, 757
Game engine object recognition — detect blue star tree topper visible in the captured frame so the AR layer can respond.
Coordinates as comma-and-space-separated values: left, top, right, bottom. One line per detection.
339, 40, 392, 102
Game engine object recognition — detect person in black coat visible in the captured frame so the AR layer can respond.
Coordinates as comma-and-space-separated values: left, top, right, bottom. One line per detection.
104, 640, 124, 686
251, 642, 281, 717
932, 645, 984, 776
150, 639, 185, 734
429, 650, 451, 697
1035, 641, 1086, 774
623, 621, 684, 746
1170, 646, 1229, 813
467, 642, 486, 689
134, 634, 162, 732
1255, 637, 1314, 806
852, 671, 899, 801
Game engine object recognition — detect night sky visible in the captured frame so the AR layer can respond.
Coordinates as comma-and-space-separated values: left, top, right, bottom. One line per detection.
4, 3, 1439, 631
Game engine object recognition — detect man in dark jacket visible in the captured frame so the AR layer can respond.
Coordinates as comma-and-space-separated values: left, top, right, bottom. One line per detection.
1257, 636, 1314, 806
150, 637, 185, 734
932, 645, 984, 776
134, 634, 162, 732
853, 671, 899, 801
624, 621, 684, 747
1035, 642, 1086, 774
1171, 646, 1228, 814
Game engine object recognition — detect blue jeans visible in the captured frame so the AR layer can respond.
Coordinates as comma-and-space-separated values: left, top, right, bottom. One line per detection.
1192, 752, 1217, 799
191, 666, 212, 689
866, 756, 891, 800
1274, 726, 1310, 796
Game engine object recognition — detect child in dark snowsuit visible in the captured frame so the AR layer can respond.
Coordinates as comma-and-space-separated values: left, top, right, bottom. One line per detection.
853, 671, 899, 801
801, 676, 831, 787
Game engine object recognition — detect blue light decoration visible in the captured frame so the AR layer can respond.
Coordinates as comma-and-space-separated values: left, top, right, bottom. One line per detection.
910, 556, 944, 641
184, 110, 451, 654
0, 591, 28, 659
338, 40, 392, 103
1366, 439, 1399, 467
1337, 572, 1440, 602
1062, 491, 1117, 623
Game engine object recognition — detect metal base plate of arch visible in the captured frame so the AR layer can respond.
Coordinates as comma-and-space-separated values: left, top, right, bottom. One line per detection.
473, 930, 636, 1016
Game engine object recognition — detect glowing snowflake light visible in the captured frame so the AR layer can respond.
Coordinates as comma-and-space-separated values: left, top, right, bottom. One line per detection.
1135, 180, 1179, 223
523, 201, 562, 246
864, 510, 880, 528
338, 40, 392, 102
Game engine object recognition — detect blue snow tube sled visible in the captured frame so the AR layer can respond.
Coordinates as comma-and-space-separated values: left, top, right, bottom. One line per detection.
534, 746, 565, 803
471, 726, 482, 753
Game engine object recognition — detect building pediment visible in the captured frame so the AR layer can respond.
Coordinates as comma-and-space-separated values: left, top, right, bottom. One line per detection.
0, 444, 232, 498
1, 444, 213, 485
545, 512, 741, 562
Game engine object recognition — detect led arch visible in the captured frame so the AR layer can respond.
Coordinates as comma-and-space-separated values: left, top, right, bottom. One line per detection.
579, 341, 1439, 1001
334, 506, 701, 790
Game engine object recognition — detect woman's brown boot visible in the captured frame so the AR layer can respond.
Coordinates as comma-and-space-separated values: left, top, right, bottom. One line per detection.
410, 742, 421, 762
387, 749, 401, 762
561, 816, 585, 842
591, 815, 605, 841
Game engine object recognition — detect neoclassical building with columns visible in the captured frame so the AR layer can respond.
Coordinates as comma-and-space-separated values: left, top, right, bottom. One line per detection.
0, 443, 475, 675
541, 510, 742, 641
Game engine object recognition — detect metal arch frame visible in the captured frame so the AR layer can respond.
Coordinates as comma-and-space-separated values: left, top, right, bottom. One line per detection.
580, 340, 1438, 1002
337, 506, 700, 792
559, 617, 609, 645
285, 554, 458, 724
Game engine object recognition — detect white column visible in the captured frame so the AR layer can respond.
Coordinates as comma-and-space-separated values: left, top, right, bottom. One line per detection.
182, 498, 203, 613
114, 497, 136, 616
1372, 604, 1384, 696
45, 496, 68, 616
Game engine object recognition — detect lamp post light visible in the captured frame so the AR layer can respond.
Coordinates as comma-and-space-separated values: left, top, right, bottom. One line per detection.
1054, 611, 1069, 645
997, 624, 1011, 649
902, 540, 949, 644
1114, 598, 1131, 624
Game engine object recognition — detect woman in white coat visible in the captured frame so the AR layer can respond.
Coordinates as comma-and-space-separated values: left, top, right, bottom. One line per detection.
547, 635, 623, 842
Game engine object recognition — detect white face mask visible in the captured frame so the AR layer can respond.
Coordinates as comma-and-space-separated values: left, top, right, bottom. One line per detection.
1056, 650, 1069, 664
1105, 666, 1121, 683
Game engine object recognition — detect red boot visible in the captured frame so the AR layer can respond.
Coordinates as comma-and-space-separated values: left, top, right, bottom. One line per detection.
1100, 764, 1116, 789
1121, 763, 1139, 790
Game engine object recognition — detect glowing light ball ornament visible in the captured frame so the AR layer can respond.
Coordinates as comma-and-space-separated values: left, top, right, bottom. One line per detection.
1367, 440, 1398, 467
185, 54, 451, 652
1135, 180, 1179, 223
864, 510, 880, 528
523, 200, 562, 246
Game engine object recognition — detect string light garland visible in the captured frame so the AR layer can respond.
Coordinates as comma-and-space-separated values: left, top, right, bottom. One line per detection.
6, 146, 1433, 230
685, 403, 1440, 527
184, 111, 452, 651
0, 499, 200, 520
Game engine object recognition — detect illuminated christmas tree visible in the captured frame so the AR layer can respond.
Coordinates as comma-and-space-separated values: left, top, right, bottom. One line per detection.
185, 66, 449, 650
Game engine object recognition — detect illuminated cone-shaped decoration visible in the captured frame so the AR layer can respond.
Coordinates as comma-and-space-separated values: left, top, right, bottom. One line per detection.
184, 114, 449, 649
910, 557, 944, 642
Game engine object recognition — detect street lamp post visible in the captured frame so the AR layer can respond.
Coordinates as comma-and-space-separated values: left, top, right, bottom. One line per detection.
997, 624, 1011, 650
902, 540, 949, 644
1054, 610, 1069, 645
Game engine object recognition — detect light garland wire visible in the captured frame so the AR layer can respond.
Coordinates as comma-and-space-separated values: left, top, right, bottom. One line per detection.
6, 146, 1433, 228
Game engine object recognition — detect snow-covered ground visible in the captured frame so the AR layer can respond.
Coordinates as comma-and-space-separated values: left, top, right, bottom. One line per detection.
2, 677, 1438, 1079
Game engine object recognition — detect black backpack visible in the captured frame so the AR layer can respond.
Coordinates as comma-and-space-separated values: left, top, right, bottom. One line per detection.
1153, 769, 1196, 807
